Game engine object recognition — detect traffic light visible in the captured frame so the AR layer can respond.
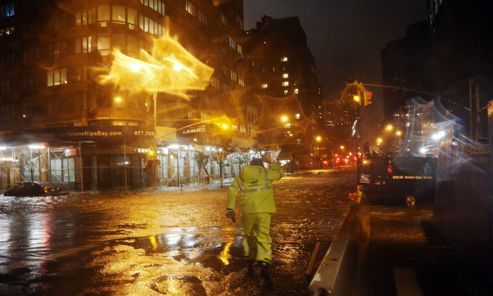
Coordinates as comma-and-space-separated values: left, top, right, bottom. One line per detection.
364, 91, 373, 106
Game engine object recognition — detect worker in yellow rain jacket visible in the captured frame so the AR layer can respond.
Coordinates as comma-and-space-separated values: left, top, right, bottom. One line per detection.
226, 157, 283, 287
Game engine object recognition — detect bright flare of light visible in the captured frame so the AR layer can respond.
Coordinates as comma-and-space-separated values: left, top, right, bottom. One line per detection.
431, 130, 446, 141
385, 124, 394, 132
315, 136, 322, 142
221, 123, 229, 130
340, 145, 345, 150
376, 137, 383, 145
353, 95, 361, 103
114, 96, 123, 104
98, 34, 214, 99
280, 115, 289, 123
419, 147, 428, 155
396, 130, 403, 137
28, 144, 45, 150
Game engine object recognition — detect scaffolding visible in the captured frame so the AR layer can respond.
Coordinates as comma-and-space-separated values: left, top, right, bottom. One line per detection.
0, 145, 81, 192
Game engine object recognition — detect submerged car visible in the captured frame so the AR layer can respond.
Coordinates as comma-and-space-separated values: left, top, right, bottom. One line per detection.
3, 182, 66, 197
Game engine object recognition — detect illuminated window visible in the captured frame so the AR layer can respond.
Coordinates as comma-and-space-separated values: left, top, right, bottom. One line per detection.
97, 5, 110, 26
237, 44, 243, 55
220, 14, 227, 25
283, 90, 288, 95
140, 0, 165, 15
75, 36, 94, 53
228, 37, 236, 49
294, 88, 299, 94
97, 35, 110, 55
238, 77, 245, 87
112, 5, 125, 23
127, 8, 137, 28
261, 83, 268, 89
230, 70, 237, 82
0, 2, 14, 18
282, 81, 289, 87
139, 16, 164, 36
185, 0, 195, 16
0, 26, 14, 37
47, 68, 68, 87
281, 56, 288, 62
282, 73, 289, 79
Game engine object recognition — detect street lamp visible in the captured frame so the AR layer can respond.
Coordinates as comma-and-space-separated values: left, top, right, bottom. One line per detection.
315, 136, 322, 169
376, 137, 383, 146
280, 114, 289, 123
340, 145, 345, 151
385, 124, 394, 132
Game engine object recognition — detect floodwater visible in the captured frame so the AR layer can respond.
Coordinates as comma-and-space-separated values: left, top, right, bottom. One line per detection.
0, 171, 354, 295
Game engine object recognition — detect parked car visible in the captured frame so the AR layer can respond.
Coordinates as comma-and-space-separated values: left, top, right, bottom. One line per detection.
3, 182, 67, 197
359, 153, 437, 206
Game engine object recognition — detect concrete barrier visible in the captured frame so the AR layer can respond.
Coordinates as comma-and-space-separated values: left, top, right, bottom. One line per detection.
309, 204, 370, 295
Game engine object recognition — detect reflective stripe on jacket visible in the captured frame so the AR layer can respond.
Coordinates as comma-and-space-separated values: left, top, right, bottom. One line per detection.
227, 162, 283, 214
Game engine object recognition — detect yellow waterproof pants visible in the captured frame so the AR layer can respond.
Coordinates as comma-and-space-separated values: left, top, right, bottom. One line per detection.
241, 213, 272, 264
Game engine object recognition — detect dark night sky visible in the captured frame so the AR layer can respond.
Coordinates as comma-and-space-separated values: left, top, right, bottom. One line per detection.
244, 0, 428, 98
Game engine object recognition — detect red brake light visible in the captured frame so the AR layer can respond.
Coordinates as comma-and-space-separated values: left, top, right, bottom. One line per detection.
387, 162, 393, 175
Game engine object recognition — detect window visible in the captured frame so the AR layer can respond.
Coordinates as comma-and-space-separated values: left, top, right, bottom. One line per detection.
261, 83, 268, 89
47, 68, 68, 87
238, 77, 245, 87
211, 77, 220, 89
282, 73, 289, 79
75, 8, 96, 26
281, 56, 288, 62
294, 88, 299, 94
75, 36, 94, 54
97, 5, 110, 25
282, 81, 289, 87
185, 0, 195, 16
230, 70, 237, 82
283, 90, 288, 95
97, 35, 110, 55
0, 2, 14, 18
220, 14, 227, 25
127, 8, 137, 28
139, 15, 164, 36
237, 44, 243, 55
228, 37, 236, 49
0, 26, 14, 37
140, 0, 165, 15
198, 11, 208, 25
112, 5, 126, 23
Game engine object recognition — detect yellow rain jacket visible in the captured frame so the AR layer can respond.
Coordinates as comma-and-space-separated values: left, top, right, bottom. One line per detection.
227, 163, 283, 213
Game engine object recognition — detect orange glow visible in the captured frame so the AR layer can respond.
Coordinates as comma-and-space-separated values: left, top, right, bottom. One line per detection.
98, 34, 214, 99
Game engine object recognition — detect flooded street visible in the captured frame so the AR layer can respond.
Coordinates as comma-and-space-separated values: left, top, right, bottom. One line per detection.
0, 171, 353, 295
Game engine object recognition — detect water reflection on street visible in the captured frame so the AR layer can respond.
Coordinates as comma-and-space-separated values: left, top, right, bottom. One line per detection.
0, 171, 353, 295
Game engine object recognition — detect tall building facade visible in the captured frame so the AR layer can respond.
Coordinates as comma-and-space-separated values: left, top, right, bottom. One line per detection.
240, 16, 321, 150
0, 0, 253, 190
381, 21, 432, 120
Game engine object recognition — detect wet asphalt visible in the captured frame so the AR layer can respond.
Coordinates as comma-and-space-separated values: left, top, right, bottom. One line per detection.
0, 170, 354, 295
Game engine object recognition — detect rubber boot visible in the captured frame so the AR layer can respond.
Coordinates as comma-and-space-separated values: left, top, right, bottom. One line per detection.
260, 262, 273, 288
247, 260, 254, 279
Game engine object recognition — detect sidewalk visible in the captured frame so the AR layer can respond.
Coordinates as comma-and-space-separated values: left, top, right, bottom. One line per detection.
67, 178, 234, 197
354, 202, 492, 296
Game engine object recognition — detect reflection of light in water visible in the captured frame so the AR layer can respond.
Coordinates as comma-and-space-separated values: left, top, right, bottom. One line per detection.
28, 213, 51, 252
218, 242, 232, 266
149, 235, 158, 250
165, 233, 181, 247
0, 217, 12, 268
184, 234, 196, 247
